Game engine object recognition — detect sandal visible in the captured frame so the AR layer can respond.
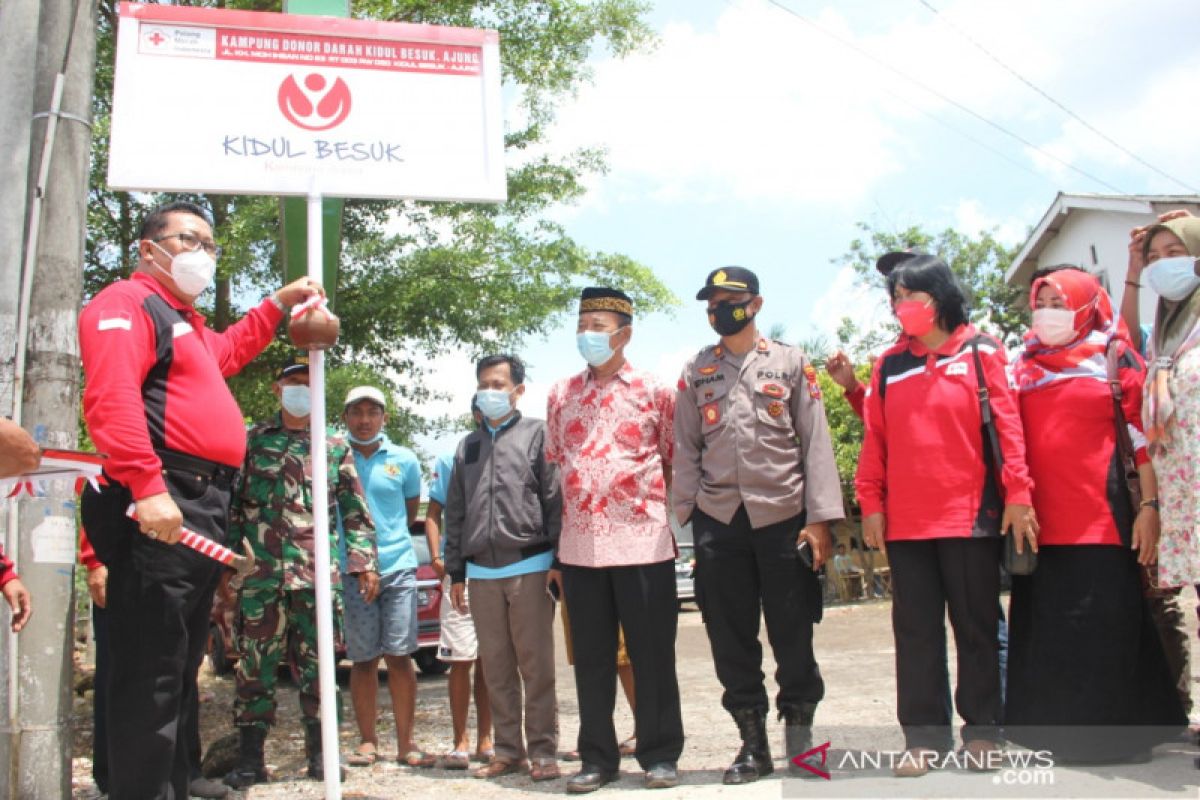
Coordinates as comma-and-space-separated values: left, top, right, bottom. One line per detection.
562, 749, 581, 762
443, 750, 470, 770
530, 759, 561, 782
401, 749, 437, 768
619, 736, 637, 757
473, 758, 527, 779
346, 743, 378, 767
473, 747, 495, 763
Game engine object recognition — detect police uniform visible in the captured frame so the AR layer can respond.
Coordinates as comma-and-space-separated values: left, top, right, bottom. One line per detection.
673, 267, 844, 782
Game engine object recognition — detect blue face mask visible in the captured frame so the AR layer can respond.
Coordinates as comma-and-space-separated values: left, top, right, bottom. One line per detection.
1146, 255, 1200, 302
347, 431, 384, 446
577, 330, 617, 367
281, 385, 311, 418
474, 389, 513, 421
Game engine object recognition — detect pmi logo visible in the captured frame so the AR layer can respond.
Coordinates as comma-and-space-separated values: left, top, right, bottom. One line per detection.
277, 73, 352, 131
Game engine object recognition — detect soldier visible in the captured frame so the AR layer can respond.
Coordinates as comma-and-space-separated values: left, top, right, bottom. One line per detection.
673, 267, 844, 784
224, 356, 379, 789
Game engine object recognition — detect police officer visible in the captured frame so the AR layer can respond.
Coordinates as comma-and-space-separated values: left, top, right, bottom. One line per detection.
224, 356, 379, 788
79, 201, 321, 800
673, 267, 844, 784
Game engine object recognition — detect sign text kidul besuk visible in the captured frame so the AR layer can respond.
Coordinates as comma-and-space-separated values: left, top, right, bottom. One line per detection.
108, 2, 505, 201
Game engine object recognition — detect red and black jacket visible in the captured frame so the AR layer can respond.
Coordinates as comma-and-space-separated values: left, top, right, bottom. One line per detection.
855, 324, 1033, 541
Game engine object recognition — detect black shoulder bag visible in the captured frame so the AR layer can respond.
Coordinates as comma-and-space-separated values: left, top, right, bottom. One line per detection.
970, 341, 1036, 575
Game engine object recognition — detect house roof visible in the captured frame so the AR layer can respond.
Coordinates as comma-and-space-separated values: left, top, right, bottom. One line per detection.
1006, 192, 1200, 286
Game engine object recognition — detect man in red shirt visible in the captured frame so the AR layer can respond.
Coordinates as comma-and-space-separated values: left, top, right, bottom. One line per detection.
0, 417, 36, 634
79, 201, 320, 800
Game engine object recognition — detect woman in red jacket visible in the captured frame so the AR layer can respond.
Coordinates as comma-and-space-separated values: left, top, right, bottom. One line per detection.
1007, 267, 1184, 762
855, 254, 1036, 776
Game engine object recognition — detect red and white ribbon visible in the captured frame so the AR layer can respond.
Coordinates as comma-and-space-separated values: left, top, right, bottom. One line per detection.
0, 448, 106, 499
289, 294, 336, 321
124, 504, 239, 567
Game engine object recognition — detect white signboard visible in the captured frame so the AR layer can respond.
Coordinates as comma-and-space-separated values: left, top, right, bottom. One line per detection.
108, 2, 506, 202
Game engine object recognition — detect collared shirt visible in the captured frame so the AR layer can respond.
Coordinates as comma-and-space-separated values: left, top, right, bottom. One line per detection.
230, 418, 377, 591
79, 272, 283, 499
352, 436, 421, 575
674, 337, 845, 529
545, 362, 675, 568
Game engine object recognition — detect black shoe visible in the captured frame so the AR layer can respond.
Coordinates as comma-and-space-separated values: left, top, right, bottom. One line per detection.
566, 765, 618, 794
644, 762, 678, 789
723, 708, 773, 785
303, 721, 347, 781
223, 726, 268, 790
781, 703, 821, 778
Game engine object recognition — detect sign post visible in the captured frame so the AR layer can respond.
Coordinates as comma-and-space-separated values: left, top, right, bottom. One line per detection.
107, 3, 505, 796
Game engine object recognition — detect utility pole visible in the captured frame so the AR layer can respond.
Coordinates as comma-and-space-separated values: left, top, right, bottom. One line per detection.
0, 0, 96, 796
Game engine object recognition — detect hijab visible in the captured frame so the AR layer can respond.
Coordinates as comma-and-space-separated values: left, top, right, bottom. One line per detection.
1014, 268, 1132, 393
1143, 217, 1200, 446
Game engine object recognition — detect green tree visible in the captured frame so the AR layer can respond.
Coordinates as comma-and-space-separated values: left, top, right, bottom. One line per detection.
838, 221, 1027, 348
87, 0, 671, 442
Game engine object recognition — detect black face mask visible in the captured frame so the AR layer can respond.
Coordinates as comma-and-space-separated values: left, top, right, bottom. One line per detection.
708, 299, 755, 336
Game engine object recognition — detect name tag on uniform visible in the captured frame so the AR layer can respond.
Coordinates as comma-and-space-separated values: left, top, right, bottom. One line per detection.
946, 362, 968, 376
172, 321, 194, 338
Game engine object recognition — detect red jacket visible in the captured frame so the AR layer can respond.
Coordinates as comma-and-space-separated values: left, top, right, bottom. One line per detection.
0, 546, 16, 588
79, 272, 282, 500
855, 325, 1033, 541
1019, 346, 1149, 546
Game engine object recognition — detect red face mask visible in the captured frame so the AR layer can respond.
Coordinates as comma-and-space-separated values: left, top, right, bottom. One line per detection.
895, 299, 936, 337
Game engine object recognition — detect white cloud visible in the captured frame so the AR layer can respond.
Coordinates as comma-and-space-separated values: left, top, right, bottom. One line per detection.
806, 264, 891, 344
951, 198, 1029, 245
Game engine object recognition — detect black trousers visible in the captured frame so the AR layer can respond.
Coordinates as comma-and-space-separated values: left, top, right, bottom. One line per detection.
561, 560, 684, 772
692, 506, 824, 715
92, 605, 109, 794
888, 537, 1002, 751
82, 467, 230, 800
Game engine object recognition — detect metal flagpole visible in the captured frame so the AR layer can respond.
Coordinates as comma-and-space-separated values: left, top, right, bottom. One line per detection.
306, 189, 341, 799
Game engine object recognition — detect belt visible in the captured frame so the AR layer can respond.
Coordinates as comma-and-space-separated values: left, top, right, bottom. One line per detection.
156, 448, 240, 489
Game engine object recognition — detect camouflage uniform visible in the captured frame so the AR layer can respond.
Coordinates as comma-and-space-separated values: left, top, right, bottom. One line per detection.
230, 417, 377, 730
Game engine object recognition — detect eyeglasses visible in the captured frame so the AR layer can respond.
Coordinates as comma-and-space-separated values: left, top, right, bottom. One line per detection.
153, 232, 222, 258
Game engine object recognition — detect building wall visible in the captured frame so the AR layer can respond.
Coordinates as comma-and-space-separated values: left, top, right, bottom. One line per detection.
1033, 202, 1200, 338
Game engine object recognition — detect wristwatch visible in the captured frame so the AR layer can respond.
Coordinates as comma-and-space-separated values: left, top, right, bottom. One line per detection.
1140, 497, 1159, 511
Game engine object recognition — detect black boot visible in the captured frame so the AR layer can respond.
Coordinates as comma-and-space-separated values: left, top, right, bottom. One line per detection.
223, 726, 268, 789
304, 721, 346, 781
781, 703, 821, 777
723, 708, 773, 785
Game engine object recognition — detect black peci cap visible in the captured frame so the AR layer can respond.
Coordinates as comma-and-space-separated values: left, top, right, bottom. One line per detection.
579, 287, 634, 317
696, 266, 760, 300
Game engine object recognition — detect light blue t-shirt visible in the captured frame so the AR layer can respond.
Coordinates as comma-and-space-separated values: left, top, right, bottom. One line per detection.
429, 452, 456, 558
350, 437, 421, 575
463, 415, 553, 580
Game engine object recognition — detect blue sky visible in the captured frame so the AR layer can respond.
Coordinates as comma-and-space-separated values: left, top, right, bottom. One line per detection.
413, 0, 1200, 460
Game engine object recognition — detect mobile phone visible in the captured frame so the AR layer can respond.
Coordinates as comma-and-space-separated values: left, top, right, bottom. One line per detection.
797, 539, 813, 569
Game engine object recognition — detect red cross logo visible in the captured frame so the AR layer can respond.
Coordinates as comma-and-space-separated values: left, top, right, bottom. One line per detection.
147, 32, 165, 46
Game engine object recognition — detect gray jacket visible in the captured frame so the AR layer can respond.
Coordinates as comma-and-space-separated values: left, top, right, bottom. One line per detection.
444, 413, 561, 583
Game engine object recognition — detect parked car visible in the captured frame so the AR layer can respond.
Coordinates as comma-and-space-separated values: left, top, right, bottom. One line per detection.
207, 519, 448, 676
674, 518, 695, 606
409, 521, 448, 675
675, 543, 696, 605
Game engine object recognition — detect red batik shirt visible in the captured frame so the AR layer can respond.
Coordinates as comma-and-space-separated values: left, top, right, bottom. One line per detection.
545, 362, 676, 568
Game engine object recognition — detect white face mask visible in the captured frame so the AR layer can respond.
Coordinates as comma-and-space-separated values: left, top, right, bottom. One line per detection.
281, 385, 311, 418
149, 241, 216, 298
1031, 307, 1077, 346
1146, 255, 1200, 302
